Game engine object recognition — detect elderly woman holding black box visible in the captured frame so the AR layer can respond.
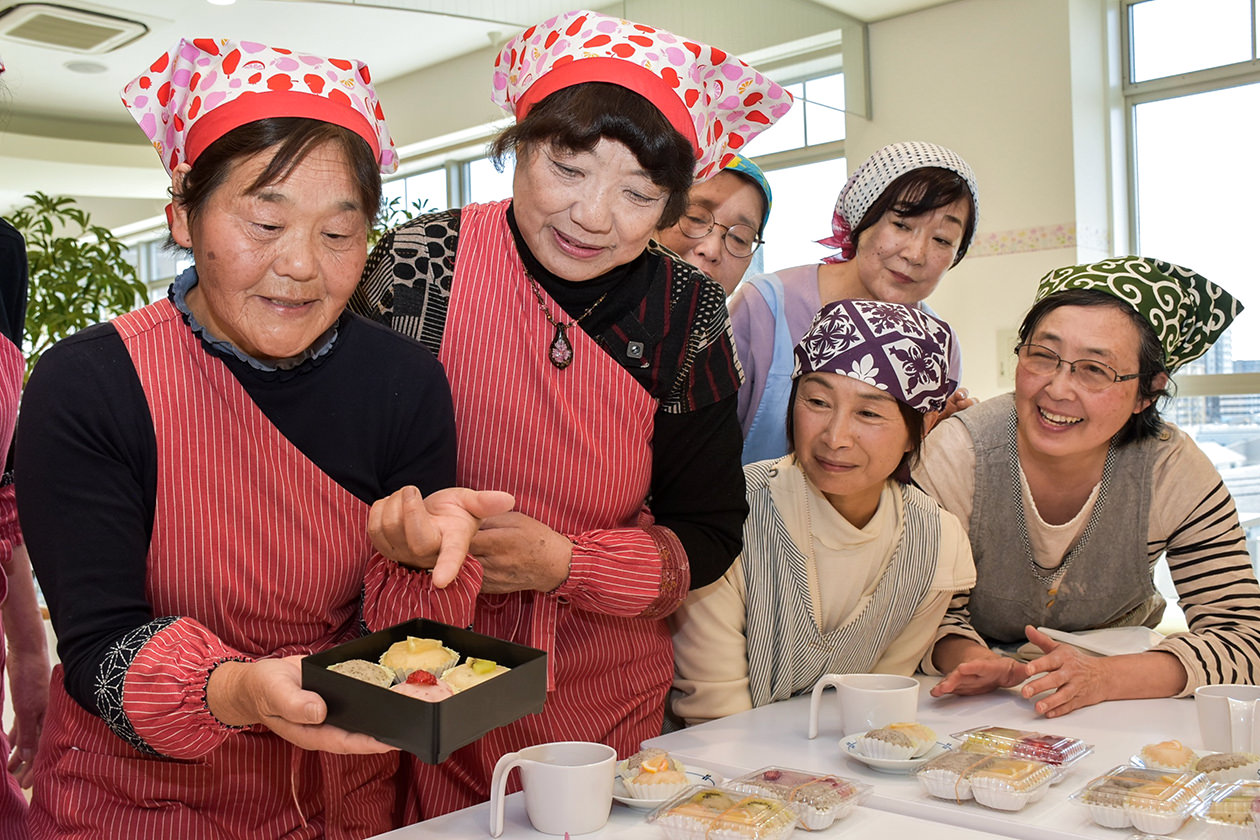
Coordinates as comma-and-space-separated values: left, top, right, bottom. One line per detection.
17, 38, 508, 838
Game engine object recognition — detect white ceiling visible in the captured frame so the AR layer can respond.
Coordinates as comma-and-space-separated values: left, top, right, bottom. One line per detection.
0, 0, 957, 225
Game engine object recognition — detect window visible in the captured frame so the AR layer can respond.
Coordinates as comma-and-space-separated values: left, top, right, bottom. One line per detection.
1125, 0, 1260, 614
731, 71, 848, 278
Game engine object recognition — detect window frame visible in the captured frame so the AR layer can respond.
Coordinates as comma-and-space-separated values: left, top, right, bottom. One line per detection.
1121, 0, 1260, 400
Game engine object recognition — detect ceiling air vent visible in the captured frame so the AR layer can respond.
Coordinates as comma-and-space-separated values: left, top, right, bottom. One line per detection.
0, 3, 147, 53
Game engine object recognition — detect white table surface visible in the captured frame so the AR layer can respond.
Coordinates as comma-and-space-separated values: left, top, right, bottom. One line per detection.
372, 787, 1015, 839
643, 676, 1212, 840
374, 676, 1217, 839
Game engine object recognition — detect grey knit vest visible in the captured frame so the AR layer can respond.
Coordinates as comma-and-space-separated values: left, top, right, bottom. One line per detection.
958, 394, 1160, 644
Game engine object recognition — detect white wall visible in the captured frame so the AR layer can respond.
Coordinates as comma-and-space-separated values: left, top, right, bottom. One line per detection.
376, 0, 854, 157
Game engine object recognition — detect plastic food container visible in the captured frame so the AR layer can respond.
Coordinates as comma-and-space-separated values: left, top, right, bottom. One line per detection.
646, 785, 799, 840
953, 725, 1091, 778
916, 752, 1053, 811
727, 766, 871, 831
1191, 779, 1260, 839
1069, 764, 1210, 834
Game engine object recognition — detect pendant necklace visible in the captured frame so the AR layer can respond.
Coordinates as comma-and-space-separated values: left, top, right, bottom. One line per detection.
525, 271, 610, 370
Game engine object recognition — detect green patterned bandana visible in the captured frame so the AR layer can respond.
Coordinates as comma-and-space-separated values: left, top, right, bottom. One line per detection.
1034, 257, 1244, 372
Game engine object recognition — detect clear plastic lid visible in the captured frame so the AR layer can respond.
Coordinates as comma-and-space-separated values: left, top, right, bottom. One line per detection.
647, 785, 799, 840
918, 753, 1054, 791
727, 766, 871, 826
1070, 764, 1209, 814
953, 724, 1092, 767
1192, 779, 1260, 828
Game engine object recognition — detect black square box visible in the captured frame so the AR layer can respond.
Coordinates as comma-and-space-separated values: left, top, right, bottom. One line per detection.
302, 618, 547, 763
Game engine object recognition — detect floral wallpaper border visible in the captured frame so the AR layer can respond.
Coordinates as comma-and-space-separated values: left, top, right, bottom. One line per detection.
969, 223, 1110, 258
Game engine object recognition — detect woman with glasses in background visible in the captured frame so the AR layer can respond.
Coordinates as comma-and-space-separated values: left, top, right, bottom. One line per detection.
917, 258, 1260, 717
656, 155, 771, 296
731, 141, 979, 465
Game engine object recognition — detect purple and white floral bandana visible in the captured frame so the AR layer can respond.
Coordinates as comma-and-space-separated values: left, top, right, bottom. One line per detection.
792, 299, 956, 414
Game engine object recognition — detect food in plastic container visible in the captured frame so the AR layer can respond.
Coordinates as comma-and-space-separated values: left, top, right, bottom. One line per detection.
1191, 779, 1260, 839
916, 751, 989, 801
647, 785, 799, 840
967, 757, 1055, 811
728, 766, 871, 831
954, 725, 1091, 767
916, 752, 1052, 810
1070, 764, 1209, 834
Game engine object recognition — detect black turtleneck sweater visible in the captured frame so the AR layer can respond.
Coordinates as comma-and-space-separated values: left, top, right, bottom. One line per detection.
354, 203, 747, 592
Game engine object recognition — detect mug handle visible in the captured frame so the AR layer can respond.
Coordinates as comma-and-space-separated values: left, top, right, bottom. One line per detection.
808, 674, 845, 740
488, 749, 524, 838
1227, 697, 1255, 754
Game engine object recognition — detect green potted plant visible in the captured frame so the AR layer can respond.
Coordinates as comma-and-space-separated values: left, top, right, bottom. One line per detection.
5, 191, 149, 378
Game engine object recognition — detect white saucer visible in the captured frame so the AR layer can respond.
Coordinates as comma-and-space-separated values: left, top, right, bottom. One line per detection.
612, 767, 722, 811
842, 731, 952, 773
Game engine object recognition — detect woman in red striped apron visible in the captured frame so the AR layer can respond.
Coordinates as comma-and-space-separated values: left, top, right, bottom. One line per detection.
15, 39, 509, 839
353, 10, 792, 819
0, 218, 49, 840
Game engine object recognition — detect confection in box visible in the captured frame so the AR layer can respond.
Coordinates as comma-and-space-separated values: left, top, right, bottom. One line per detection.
302, 618, 546, 763
646, 784, 800, 840
952, 724, 1091, 779
1191, 779, 1260, 839
727, 765, 872, 830
1069, 763, 1209, 835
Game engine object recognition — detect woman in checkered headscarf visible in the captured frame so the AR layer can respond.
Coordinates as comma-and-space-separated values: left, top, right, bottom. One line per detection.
918, 258, 1259, 718
732, 141, 980, 466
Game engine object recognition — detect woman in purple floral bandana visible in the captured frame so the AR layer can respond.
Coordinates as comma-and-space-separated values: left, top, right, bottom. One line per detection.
670, 299, 1002, 725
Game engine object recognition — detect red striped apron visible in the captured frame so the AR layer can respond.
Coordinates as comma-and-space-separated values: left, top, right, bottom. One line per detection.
29, 301, 397, 839
408, 200, 672, 817
0, 335, 28, 840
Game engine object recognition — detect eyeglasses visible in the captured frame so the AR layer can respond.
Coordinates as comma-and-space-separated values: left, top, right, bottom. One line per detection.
1014, 343, 1140, 392
676, 203, 762, 258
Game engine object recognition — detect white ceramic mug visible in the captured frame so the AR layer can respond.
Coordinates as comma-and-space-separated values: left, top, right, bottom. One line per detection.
1196, 684, 1260, 753
807, 673, 919, 739
488, 740, 616, 837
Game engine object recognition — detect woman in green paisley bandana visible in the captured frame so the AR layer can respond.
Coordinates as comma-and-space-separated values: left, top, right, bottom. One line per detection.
914, 257, 1256, 717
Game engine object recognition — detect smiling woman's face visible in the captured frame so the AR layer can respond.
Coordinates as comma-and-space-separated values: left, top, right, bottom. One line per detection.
793, 371, 914, 527
1015, 304, 1152, 465
852, 196, 969, 304
511, 138, 669, 282
170, 141, 368, 363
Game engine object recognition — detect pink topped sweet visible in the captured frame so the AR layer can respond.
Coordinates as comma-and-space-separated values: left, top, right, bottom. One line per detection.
389, 669, 455, 703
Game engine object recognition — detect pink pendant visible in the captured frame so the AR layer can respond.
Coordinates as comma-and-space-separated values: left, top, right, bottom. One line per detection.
549, 323, 574, 369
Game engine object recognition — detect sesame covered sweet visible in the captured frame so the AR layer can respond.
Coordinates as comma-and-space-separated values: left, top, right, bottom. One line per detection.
1196, 751, 1260, 783
887, 722, 937, 757
855, 727, 916, 760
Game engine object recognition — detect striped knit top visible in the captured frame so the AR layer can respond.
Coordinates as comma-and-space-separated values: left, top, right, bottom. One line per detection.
916, 395, 1260, 695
